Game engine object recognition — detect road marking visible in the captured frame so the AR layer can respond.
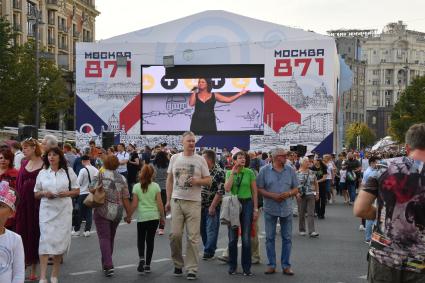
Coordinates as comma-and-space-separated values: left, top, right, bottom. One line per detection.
69, 270, 97, 276
359, 275, 367, 280
152, 258, 171, 263
115, 264, 137, 269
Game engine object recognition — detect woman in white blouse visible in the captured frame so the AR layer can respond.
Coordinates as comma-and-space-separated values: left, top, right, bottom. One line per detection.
34, 147, 79, 283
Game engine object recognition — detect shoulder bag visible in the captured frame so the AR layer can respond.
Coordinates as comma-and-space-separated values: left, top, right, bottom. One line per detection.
83, 172, 105, 208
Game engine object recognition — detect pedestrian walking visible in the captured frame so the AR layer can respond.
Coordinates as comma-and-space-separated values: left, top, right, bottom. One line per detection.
127, 164, 165, 274
165, 131, 211, 280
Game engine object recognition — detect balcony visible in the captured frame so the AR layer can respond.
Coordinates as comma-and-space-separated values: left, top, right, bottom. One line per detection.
46, 0, 59, 11
48, 37, 56, 45
48, 17, 55, 26
73, 31, 80, 38
13, 0, 21, 10
58, 24, 68, 33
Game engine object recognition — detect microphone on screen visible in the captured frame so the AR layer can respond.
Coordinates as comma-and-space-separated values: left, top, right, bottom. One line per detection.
191, 87, 199, 93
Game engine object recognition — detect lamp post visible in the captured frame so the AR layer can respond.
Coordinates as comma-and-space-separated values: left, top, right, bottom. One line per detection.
30, 7, 44, 129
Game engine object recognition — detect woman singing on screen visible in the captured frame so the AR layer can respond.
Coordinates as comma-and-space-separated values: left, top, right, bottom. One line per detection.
189, 78, 249, 133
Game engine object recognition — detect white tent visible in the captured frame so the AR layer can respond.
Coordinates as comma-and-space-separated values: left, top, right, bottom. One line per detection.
76, 10, 339, 152
101, 10, 331, 44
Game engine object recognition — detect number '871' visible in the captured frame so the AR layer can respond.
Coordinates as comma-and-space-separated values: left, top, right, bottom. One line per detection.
274, 58, 324, 76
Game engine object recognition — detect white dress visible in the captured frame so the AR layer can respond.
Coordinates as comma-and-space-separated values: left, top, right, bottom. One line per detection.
34, 167, 79, 255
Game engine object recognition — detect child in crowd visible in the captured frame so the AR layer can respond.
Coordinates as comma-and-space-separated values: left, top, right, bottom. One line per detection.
339, 163, 348, 204
0, 181, 25, 283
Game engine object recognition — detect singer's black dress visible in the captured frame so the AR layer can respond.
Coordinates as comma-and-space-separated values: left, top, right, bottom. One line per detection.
190, 93, 217, 133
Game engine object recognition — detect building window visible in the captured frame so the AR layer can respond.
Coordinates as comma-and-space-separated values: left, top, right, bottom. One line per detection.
372, 116, 377, 125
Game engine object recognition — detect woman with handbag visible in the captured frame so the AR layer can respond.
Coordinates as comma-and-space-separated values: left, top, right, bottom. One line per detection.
34, 147, 80, 283
92, 154, 132, 277
223, 151, 258, 276
296, 157, 319, 237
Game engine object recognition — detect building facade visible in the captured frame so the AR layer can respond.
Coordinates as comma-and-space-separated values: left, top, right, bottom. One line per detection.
330, 22, 425, 140
0, 0, 99, 129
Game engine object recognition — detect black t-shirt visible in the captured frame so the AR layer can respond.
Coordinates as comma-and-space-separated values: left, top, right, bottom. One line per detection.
127, 152, 140, 180
310, 164, 327, 188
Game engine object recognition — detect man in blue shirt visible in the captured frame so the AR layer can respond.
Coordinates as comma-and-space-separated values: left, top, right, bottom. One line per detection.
256, 148, 299, 276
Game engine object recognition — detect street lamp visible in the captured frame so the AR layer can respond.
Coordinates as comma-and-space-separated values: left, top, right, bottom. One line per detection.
28, 7, 44, 129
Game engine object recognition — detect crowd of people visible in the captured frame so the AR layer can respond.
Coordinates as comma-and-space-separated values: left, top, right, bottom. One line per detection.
0, 123, 424, 283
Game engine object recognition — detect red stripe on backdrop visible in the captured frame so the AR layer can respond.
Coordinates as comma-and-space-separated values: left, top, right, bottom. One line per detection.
119, 94, 141, 132
263, 84, 301, 133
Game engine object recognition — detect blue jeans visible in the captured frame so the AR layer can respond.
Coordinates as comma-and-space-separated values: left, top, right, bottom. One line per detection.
264, 212, 292, 269
200, 206, 220, 256
365, 220, 375, 242
347, 181, 356, 203
228, 199, 253, 273
74, 194, 93, 232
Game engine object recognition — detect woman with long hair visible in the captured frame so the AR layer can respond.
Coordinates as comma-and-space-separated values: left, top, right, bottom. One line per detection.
34, 147, 80, 283
189, 78, 249, 133
127, 164, 164, 274
15, 138, 44, 281
152, 150, 169, 235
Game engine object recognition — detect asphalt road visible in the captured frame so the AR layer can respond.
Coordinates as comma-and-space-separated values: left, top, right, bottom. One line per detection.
26, 196, 369, 283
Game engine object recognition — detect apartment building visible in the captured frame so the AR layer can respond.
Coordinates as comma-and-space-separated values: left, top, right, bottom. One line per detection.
0, 0, 99, 129
330, 21, 425, 139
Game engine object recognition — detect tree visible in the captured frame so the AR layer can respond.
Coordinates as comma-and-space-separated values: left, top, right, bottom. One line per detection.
389, 76, 425, 143
0, 17, 72, 127
345, 122, 376, 150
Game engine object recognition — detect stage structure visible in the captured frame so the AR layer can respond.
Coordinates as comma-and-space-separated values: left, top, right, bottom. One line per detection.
76, 10, 340, 153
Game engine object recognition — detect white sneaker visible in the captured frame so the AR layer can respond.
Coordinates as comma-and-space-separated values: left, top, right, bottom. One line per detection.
359, 225, 366, 231
329, 199, 333, 204
71, 231, 80, 237
166, 214, 172, 219
309, 232, 319, 237
83, 231, 91, 237
299, 231, 307, 236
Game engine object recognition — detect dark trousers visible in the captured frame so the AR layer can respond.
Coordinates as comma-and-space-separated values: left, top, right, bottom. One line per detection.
315, 184, 327, 218
74, 194, 93, 232
137, 220, 159, 265
159, 190, 167, 229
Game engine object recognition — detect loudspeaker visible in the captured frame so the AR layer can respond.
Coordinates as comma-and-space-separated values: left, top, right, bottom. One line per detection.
18, 125, 38, 141
296, 144, 307, 157
102, 132, 114, 149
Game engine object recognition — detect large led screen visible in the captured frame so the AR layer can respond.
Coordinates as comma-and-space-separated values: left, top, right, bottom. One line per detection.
141, 65, 264, 135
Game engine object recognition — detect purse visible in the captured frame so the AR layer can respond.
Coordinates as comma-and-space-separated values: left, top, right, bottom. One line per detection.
83, 172, 105, 208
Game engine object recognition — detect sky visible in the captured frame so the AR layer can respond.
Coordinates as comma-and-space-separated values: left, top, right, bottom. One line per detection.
95, 0, 425, 40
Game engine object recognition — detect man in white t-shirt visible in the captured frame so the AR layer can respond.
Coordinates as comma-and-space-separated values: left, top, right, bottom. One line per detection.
72, 155, 99, 237
115, 143, 129, 178
165, 131, 211, 280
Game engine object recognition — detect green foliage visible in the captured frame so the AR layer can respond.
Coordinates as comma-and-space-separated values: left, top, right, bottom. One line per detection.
0, 17, 71, 127
390, 76, 425, 143
345, 122, 376, 149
